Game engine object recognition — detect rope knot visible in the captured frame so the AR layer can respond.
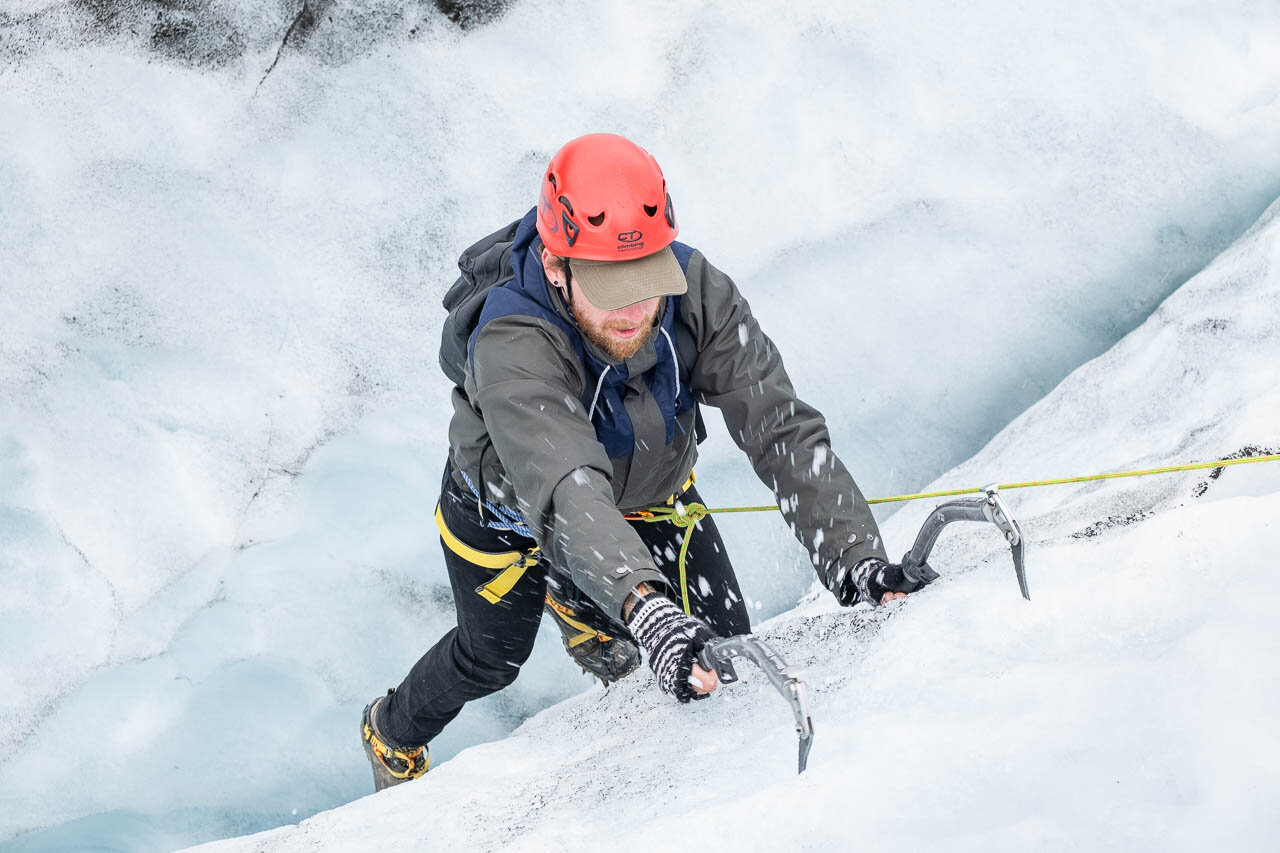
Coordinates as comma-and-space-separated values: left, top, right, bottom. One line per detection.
625, 500, 709, 615
670, 501, 709, 528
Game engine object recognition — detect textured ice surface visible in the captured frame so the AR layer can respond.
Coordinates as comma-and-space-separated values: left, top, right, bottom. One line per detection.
3, 1, 1280, 849
188, 193, 1280, 853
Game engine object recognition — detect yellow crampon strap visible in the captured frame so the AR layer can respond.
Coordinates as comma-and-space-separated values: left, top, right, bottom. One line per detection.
363, 721, 429, 779
434, 504, 539, 604
544, 594, 614, 647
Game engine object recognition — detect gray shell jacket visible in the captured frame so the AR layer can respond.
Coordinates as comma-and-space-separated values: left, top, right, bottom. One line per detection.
445, 213, 888, 620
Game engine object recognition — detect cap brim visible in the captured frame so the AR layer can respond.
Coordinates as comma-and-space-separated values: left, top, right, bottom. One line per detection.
568, 247, 687, 310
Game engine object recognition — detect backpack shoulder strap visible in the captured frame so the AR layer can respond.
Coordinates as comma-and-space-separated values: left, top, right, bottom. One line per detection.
671, 294, 708, 444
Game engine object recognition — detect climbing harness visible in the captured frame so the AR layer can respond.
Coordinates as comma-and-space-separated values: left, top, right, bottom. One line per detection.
438, 471, 699, 607
436, 501, 623, 657
434, 504, 540, 604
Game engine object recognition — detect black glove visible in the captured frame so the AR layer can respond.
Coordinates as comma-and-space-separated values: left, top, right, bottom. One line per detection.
836, 557, 935, 606
625, 593, 716, 703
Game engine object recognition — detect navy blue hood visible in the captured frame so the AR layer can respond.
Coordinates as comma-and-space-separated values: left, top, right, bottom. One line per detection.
470, 207, 697, 457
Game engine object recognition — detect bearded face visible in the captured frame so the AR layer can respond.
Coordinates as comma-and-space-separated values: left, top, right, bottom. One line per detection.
541, 248, 663, 361
569, 290, 662, 361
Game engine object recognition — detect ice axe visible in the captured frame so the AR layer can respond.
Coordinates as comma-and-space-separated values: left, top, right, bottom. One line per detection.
900, 483, 1029, 600
696, 634, 814, 774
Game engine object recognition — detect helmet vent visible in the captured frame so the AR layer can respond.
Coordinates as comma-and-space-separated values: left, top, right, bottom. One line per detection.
563, 213, 580, 247
587, 212, 605, 227
643, 204, 658, 217
548, 173, 558, 191
558, 195, 574, 215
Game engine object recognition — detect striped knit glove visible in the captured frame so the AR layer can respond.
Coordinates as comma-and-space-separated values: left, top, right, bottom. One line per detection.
625, 593, 716, 703
841, 557, 933, 606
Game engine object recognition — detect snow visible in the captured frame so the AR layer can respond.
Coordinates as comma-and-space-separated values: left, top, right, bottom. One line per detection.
186, 191, 1280, 853
3, 1, 1280, 849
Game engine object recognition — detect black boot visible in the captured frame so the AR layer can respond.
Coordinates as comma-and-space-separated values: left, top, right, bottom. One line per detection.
544, 593, 640, 685
360, 690, 429, 792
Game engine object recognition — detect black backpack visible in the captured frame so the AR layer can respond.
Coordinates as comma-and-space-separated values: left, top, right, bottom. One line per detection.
438, 218, 523, 388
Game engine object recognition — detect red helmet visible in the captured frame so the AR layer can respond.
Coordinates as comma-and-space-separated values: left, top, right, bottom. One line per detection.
536, 133, 678, 261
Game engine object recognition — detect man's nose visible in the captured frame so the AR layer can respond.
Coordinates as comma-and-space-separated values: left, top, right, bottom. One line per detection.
612, 301, 648, 324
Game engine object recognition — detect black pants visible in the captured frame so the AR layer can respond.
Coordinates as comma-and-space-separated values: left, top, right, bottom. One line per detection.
379, 463, 752, 748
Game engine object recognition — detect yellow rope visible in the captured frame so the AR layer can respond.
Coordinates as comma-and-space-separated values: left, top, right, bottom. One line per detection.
628, 452, 1280, 614
626, 502, 710, 614
869, 452, 1280, 504
703, 452, 1280, 513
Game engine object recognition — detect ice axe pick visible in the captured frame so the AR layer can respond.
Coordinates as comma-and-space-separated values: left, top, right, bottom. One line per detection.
696, 634, 814, 774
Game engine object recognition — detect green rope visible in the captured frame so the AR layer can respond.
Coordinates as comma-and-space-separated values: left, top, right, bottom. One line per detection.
628, 453, 1280, 604
626, 502, 710, 615
703, 452, 1280, 512
871, 452, 1280, 504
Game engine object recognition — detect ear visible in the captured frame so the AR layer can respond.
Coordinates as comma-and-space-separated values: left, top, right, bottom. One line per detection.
541, 247, 567, 294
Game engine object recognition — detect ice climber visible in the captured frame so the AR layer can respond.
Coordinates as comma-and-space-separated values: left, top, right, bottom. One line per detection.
360, 133, 929, 790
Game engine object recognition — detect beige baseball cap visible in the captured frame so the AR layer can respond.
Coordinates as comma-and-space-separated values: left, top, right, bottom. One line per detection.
568, 246, 687, 310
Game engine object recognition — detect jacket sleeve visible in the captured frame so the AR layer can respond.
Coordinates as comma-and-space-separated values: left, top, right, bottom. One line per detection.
681, 251, 889, 594
465, 316, 670, 620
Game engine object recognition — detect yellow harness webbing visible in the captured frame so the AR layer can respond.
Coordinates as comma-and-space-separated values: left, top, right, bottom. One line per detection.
435, 502, 615, 645
434, 504, 540, 604
435, 471, 696, 610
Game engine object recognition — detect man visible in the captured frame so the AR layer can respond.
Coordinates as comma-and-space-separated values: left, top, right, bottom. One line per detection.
360, 133, 928, 790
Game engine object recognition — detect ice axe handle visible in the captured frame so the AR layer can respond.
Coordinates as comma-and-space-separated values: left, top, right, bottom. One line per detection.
900, 500, 992, 584
900, 487, 1030, 600
696, 644, 738, 684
